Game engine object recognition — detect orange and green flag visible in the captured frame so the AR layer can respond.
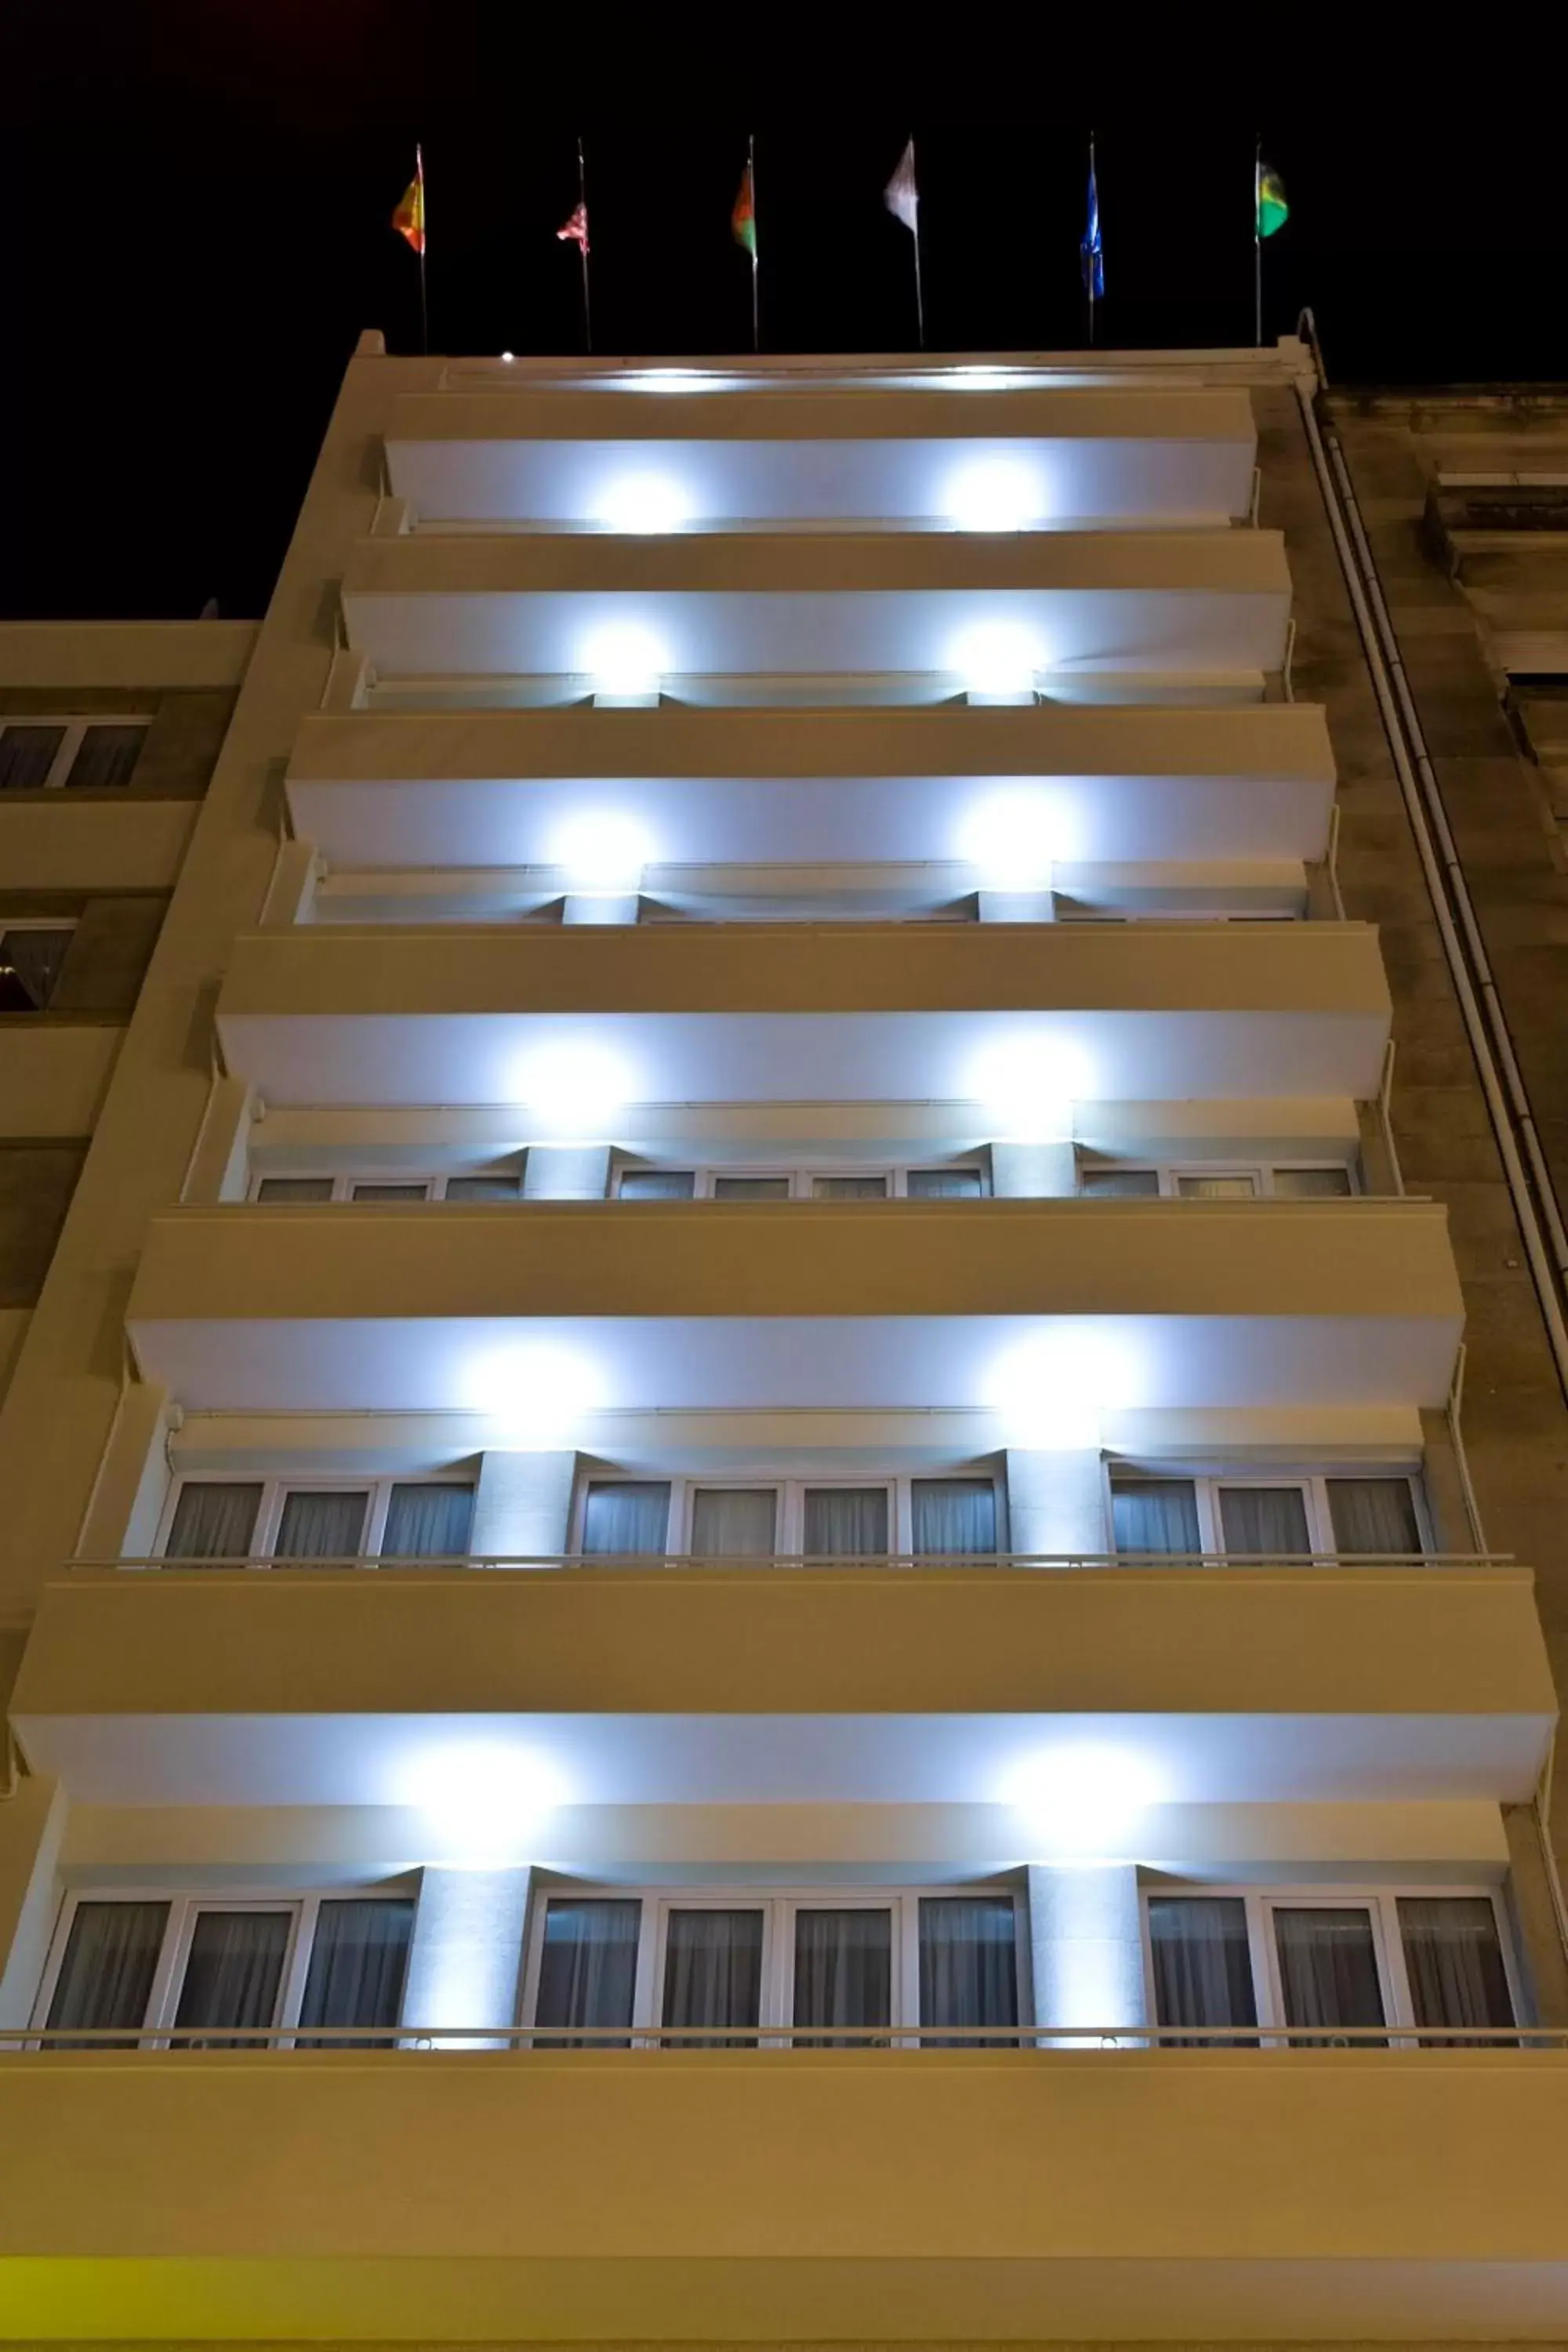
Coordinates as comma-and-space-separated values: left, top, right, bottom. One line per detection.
1256, 160, 1288, 240
392, 150, 426, 256
731, 162, 756, 257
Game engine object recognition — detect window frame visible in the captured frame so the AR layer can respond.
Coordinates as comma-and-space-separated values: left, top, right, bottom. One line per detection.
0, 716, 152, 793
155, 1472, 477, 1564
249, 1169, 525, 1203
1077, 1159, 1359, 1200
1105, 1465, 1432, 1559
614, 1159, 991, 1201
571, 1467, 1007, 1559
0, 916, 78, 1012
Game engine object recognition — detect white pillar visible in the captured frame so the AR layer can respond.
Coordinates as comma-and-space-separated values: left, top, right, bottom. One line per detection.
0, 1779, 69, 2029
470, 1451, 576, 1560
402, 1867, 533, 2049
990, 1142, 1076, 1197
978, 889, 1054, 923
524, 1146, 611, 1200
562, 893, 640, 926
183, 1076, 253, 1203
1027, 1863, 1148, 2046
1005, 1448, 1106, 1556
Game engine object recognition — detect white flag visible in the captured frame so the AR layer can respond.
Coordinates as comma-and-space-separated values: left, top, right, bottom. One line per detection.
884, 139, 918, 233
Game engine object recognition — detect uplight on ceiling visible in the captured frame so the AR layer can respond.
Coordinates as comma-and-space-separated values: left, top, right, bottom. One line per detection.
957, 789, 1062, 890
548, 811, 655, 894
397, 1737, 568, 1865
1000, 1741, 1167, 1857
514, 1037, 633, 1138
462, 1338, 605, 1446
581, 622, 667, 698
597, 474, 691, 534
949, 619, 1042, 698
943, 456, 1043, 533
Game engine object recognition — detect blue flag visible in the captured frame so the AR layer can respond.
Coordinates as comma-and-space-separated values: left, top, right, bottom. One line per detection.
1080, 153, 1104, 299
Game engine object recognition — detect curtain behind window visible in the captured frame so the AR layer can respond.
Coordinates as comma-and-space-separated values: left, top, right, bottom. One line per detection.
793, 1909, 892, 2044
165, 1483, 263, 1561
662, 1909, 764, 2045
274, 1490, 369, 1560
912, 1479, 998, 1556
690, 1488, 777, 1559
1148, 1896, 1258, 2044
1272, 1907, 1386, 2045
811, 1175, 888, 1199
46, 1901, 169, 2042
1176, 1174, 1258, 1199
619, 1171, 696, 1200
382, 1483, 475, 1559
1327, 1478, 1421, 1555
1273, 1167, 1352, 1198
919, 1896, 1018, 2045
535, 1899, 641, 2045
1398, 1897, 1515, 2043
582, 1482, 670, 1555
1217, 1486, 1312, 1556
2, 928, 73, 1009
804, 1488, 889, 1557
713, 1176, 791, 1200
65, 724, 147, 788
0, 725, 64, 789
173, 1911, 292, 2047
906, 1168, 983, 1198
256, 1178, 336, 1203
443, 1174, 523, 1202
1111, 1480, 1200, 1555
1080, 1168, 1160, 1197
297, 1900, 414, 2045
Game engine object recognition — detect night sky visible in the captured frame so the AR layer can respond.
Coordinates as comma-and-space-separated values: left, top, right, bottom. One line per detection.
13, 8, 1568, 622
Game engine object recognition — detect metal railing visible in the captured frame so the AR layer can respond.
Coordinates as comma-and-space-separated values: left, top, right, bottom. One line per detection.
69, 1550, 1512, 1578
4, 2021, 1559, 2053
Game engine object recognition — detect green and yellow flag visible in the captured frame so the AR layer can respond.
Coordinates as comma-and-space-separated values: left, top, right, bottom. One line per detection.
1256, 161, 1288, 240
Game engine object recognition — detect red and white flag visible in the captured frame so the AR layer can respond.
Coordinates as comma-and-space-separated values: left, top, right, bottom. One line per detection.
557, 201, 589, 255
884, 140, 918, 233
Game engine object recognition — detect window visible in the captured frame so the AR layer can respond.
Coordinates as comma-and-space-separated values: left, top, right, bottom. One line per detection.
614, 1160, 990, 1201
0, 718, 149, 792
1145, 1887, 1517, 2045
523, 1886, 1023, 2044
1109, 1471, 1426, 1559
573, 1469, 1006, 1559
250, 1168, 524, 1203
37, 1891, 415, 2045
1080, 1160, 1356, 1200
0, 922, 74, 1011
158, 1476, 476, 1564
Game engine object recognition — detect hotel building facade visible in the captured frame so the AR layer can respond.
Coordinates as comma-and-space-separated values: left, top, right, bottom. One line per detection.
2, 334, 1567, 2342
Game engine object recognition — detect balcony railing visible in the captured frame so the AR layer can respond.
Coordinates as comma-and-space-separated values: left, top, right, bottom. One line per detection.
4, 2022, 1555, 2052
73, 1550, 1505, 1576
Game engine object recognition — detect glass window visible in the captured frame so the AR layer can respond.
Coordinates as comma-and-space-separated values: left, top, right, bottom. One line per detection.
662, 1908, 764, 2045
793, 1908, 892, 2044
1217, 1485, 1312, 1556
1148, 1896, 1258, 2042
619, 1170, 697, 1200
713, 1175, 792, 1200
164, 1481, 263, 1561
1397, 1896, 1515, 2042
46, 1900, 169, 2042
0, 926, 73, 1011
381, 1482, 475, 1559
582, 1481, 670, 1556
535, 1899, 641, 2045
274, 1490, 369, 1560
920, 1896, 1018, 2043
1327, 1477, 1421, 1556
804, 1486, 889, 1558
1273, 1166, 1353, 1198
173, 1909, 292, 2048
0, 725, 66, 789
911, 1478, 997, 1556
256, 1177, 336, 1203
442, 1174, 522, 1202
1080, 1167, 1160, 1198
1176, 1173, 1259, 1200
1272, 1907, 1386, 2045
297, 1899, 414, 2045
350, 1182, 430, 1203
690, 1487, 777, 1559
906, 1167, 984, 1199
64, 724, 147, 789
1111, 1479, 1201, 1555
811, 1174, 888, 1199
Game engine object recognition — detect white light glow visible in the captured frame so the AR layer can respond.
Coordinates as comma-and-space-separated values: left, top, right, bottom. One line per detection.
984, 1325, 1142, 1450
581, 622, 667, 697
1002, 1743, 1166, 1857
944, 456, 1043, 533
514, 1037, 633, 1137
548, 811, 655, 893
949, 366, 1024, 390
634, 368, 710, 393
397, 1737, 567, 1865
957, 789, 1062, 889
462, 1339, 604, 1446
500, 351, 515, 364
597, 474, 691, 534
949, 620, 1043, 697
964, 1033, 1089, 1142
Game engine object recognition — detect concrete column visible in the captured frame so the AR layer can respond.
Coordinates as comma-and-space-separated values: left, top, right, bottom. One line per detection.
1503, 1804, 1568, 2027
562, 893, 640, 926
470, 1450, 576, 1561
978, 890, 1054, 923
182, 1075, 253, 1203
524, 1146, 612, 1201
1005, 1448, 1107, 1556
990, 1142, 1077, 1197
260, 837, 319, 926
402, 1866, 533, 2048
76, 1381, 172, 1563
1027, 1863, 1148, 2046
0, 1778, 69, 2029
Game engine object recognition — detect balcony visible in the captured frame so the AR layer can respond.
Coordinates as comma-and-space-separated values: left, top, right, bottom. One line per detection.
214, 919, 1391, 1106
3, 2043, 1567, 2339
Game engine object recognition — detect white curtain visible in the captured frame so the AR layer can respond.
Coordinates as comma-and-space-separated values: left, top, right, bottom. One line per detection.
350, 1182, 428, 1202
274, 1489, 370, 1560
297, 1900, 415, 2044
811, 1175, 888, 1199
164, 1482, 263, 1561
662, 1909, 764, 2044
1273, 1167, 1352, 1198
690, 1488, 777, 1559
1147, 1896, 1258, 2042
256, 1178, 336, 1202
381, 1482, 475, 1559
804, 1487, 889, 1557
1398, 1897, 1515, 2042
1272, 1907, 1386, 2043
912, 1479, 997, 1556
1080, 1168, 1160, 1197
582, 1482, 670, 1555
1176, 1174, 1258, 1199
793, 1909, 892, 2042
0, 725, 64, 789
713, 1176, 792, 1200
619, 1171, 696, 1199
1111, 1479, 1200, 1555
535, 1899, 641, 2043
905, 1168, 983, 1199
1217, 1486, 1312, 1556
919, 1896, 1018, 2043
64, 723, 145, 788
173, 1910, 292, 2046
1327, 1478, 1421, 1555
443, 1174, 523, 1201
46, 1900, 169, 2040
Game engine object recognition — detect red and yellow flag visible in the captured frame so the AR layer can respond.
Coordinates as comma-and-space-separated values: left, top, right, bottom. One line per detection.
731, 162, 756, 258
392, 153, 426, 256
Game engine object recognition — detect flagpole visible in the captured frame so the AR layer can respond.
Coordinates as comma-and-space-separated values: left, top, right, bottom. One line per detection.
577, 135, 593, 355
1087, 132, 1096, 349
416, 143, 429, 357
1254, 133, 1262, 349
909, 133, 925, 349
748, 133, 760, 353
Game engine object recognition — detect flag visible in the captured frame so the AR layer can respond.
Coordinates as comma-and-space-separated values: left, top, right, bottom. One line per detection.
731, 162, 757, 257
1256, 161, 1289, 239
1080, 155, 1103, 299
884, 139, 918, 233
391, 155, 425, 256
557, 201, 589, 255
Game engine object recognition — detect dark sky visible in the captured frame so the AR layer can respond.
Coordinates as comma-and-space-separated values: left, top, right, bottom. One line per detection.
12, 8, 1568, 622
